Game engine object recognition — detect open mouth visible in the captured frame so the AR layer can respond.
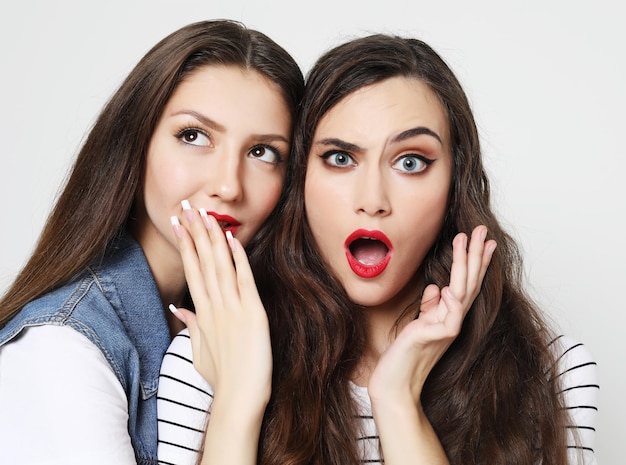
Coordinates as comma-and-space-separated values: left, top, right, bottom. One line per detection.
349, 238, 390, 266
344, 230, 392, 278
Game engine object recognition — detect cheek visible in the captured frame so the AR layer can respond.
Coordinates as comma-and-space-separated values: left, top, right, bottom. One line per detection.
148, 155, 195, 187
304, 182, 342, 263
142, 164, 180, 215
395, 189, 450, 259
248, 176, 283, 223
304, 167, 342, 223
304, 177, 327, 236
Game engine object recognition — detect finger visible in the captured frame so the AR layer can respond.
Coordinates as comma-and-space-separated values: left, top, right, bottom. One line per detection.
438, 287, 464, 336
477, 239, 497, 285
169, 305, 211, 378
201, 212, 240, 310
228, 236, 265, 311
447, 231, 468, 301
170, 216, 212, 313
464, 225, 488, 298
419, 284, 441, 313
168, 303, 192, 327
181, 206, 223, 310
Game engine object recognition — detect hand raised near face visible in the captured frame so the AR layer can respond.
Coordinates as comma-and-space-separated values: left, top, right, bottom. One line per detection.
169, 203, 272, 410
368, 225, 496, 405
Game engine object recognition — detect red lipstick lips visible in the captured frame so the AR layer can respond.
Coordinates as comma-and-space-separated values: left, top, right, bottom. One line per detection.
344, 229, 392, 278
206, 211, 240, 236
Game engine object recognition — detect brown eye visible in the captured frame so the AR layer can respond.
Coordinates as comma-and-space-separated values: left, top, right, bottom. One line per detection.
249, 145, 281, 164
176, 128, 211, 146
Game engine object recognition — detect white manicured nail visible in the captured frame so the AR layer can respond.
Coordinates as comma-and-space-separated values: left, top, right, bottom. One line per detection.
168, 304, 186, 323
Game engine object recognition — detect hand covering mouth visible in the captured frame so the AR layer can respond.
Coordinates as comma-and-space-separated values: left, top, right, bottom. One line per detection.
204, 211, 240, 235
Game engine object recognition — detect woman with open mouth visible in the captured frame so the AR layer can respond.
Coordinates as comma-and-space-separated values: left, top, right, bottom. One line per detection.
162, 34, 597, 465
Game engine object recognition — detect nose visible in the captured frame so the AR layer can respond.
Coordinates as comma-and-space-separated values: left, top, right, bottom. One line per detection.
353, 162, 391, 216
209, 149, 243, 202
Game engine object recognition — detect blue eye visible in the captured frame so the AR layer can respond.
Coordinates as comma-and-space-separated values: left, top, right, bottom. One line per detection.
322, 151, 356, 167
249, 145, 283, 165
392, 155, 433, 173
176, 128, 211, 147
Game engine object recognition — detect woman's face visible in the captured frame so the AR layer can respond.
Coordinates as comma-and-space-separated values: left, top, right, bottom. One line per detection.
138, 65, 291, 264
305, 76, 452, 314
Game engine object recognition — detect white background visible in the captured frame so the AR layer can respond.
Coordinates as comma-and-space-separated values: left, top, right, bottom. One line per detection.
0, 1, 623, 461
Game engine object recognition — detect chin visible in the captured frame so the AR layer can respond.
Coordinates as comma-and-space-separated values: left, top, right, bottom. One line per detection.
345, 289, 390, 309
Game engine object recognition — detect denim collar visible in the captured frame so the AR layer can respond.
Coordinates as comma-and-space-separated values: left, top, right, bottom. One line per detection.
91, 232, 171, 397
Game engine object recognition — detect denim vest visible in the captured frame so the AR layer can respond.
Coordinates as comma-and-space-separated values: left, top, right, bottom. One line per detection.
0, 233, 171, 464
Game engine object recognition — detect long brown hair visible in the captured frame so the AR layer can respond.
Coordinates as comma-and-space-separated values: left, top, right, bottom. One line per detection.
0, 20, 304, 329
249, 34, 570, 465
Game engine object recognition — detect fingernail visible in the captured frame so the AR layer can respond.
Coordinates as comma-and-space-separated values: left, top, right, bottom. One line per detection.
225, 230, 235, 249
199, 208, 213, 230
181, 200, 194, 222
168, 304, 186, 323
486, 241, 497, 255
170, 216, 183, 239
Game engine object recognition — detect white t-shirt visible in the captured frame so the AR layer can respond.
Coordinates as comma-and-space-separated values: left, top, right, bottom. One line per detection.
157, 330, 599, 465
0, 325, 136, 465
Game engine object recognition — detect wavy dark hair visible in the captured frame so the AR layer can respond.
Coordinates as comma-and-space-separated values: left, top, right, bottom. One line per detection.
249, 34, 570, 465
0, 20, 304, 328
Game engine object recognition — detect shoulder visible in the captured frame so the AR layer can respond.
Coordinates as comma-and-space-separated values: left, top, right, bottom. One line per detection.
550, 334, 599, 408
0, 273, 103, 346
0, 325, 135, 464
550, 335, 598, 382
550, 335, 599, 464
0, 324, 125, 395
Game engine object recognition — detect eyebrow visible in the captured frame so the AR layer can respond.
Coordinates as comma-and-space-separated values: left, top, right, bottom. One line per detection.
314, 138, 363, 152
315, 126, 443, 152
390, 126, 443, 145
172, 110, 226, 132
171, 110, 290, 144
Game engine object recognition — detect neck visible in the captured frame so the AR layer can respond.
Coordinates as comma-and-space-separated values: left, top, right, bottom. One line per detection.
352, 276, 424, 386
128, 215, 188, 337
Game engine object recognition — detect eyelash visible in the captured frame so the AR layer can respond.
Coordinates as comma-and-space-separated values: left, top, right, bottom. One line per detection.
250, 144, 286, 165
320, 150, 435, 174
174, 124, 286, 165
393, 154, 435, 174
320, 150, 354, 167
174, 125, 212, 146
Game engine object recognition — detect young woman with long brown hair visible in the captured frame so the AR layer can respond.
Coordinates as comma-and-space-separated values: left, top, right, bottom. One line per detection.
161, 33, 598, 465
0, 20, 304, 465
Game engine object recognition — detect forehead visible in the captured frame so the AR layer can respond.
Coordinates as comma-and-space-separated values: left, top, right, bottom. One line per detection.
315, 77, 449, 146
164, 65, 292, 131
173, 65, 282, 104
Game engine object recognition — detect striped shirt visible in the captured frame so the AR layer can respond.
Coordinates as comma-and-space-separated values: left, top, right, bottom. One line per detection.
156, 331, 598, 465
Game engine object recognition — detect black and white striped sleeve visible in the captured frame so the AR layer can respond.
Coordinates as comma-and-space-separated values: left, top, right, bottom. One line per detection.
157, 328, 213, 465
552, 335, 599, 465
